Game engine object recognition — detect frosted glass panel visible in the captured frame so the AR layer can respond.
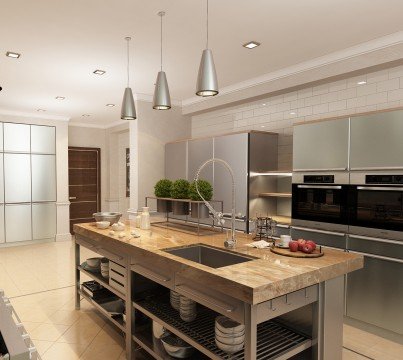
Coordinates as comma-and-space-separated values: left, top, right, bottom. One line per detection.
31, 125, 56, 154
4, 154, 31, 203
5, 204, 32, 243
32, 155, 56, 201
4, 123, 30, 152
0, 205, 4, 244
32, 203, 56, 240
0, 154, 3, 203
0, 123, 3, 152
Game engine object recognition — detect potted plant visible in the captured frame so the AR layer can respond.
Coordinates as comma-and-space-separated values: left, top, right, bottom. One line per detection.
170, 179, 190, 215
189, 179, 213, 218
154, 179, 173, 213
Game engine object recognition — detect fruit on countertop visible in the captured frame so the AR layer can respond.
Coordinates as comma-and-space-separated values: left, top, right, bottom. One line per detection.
289, 241, 299, 252
302, 243, 314, 254
297, 239, 306, 251
306, 240, 317, 250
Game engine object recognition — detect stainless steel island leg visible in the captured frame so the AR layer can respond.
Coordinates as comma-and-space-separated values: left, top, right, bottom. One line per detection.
244, 303, 258, 360
75, 239, 80, 310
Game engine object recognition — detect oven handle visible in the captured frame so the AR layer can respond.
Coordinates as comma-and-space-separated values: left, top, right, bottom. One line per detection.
297, 185, 342, 189
357, 186, 403, 191
291, 226, 345, 237
347, 250, 403, 264
350, 166, 403, 171
348, 234, 403, 246
293, 167, 347, 172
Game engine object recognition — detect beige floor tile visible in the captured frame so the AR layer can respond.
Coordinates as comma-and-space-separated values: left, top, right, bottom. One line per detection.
31, 340, 54, 356
80, 343, 124, 360
42, 342, 88, 360
20, 321, 42, 335
57, 321, 102, 346
90, 323, 125, 347
342, 348, 370, 360
30, 323, 70, 342
45, 309, 81, 326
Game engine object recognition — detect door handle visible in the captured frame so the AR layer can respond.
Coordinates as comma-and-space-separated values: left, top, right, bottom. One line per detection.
69, 196, 77, 200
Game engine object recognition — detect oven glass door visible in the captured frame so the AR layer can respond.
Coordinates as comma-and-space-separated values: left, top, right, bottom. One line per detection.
349, 186, 403, 231
292, 184, 349, 224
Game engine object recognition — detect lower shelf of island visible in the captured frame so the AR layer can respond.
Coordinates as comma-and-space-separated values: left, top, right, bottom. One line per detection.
133, 295, 312, 360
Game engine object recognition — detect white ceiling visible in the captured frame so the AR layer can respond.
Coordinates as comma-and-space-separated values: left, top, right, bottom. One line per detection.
0, 0, 402, 126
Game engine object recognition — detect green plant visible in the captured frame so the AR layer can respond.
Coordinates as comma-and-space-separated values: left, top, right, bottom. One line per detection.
170, 179, 190, 199
154, 179, 173, 198
189, 179, 213, 201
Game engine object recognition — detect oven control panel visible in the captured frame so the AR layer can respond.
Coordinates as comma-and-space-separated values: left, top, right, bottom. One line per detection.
366, 175, 403, 184
303, 175, 335, 183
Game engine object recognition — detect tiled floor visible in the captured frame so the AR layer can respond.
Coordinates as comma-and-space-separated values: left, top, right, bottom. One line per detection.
1, 240, 402, 360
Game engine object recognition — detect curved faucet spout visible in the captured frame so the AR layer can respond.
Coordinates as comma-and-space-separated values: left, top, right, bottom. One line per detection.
194, 158, 236, 248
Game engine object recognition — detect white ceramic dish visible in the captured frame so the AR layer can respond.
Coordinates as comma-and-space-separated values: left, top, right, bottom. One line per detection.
215, 338, 244, 354
96, 221, 110, 229
215, 332, 245, 345
215, 316, 245, 335
275, 244, 290, 249
86, 257, 101, 268
215, 327, 245, 338
111, 222, 125, 231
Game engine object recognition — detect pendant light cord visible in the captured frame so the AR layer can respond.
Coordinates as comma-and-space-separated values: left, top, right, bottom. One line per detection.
206, 0, 209, 49
160, 13, 163, 71
126, 37, 130, 87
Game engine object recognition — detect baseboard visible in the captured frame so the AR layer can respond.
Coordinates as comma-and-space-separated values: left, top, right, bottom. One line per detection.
56, 233, 72, 242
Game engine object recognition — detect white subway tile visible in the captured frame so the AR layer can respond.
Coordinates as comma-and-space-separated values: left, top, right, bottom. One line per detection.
243, 110, 254, 119
283, 111, 298, 120
320, 92, 338, 103
269, 95, 284, 105
355, 104, 377, 113
366, 92, 387, 105
271, 112, 284, 121
346, 96, 366, 109
376, 101, 400, 111
388, 65, 403, 79
298, 88, 313, 99
298, 106, 313, 116
290, 99, 305, 109
312, 84, 329, 96
283, 91, 298, 102
234, 112, 243, 121
400, 77, 403, 88
337, 87, 357, 100
366, 69, 389, 83
377, 78, 399, 92
253, 107, 270, 116
388, 88, 403, 102
328, 80, 347, 92
356, 83, 377, 96
347, 75, 366, 88
329, 100, 347, 112
304, 95, 321, 106
235, 119, 248, 127
276, 102, 291, 112
313, 103, 329, 115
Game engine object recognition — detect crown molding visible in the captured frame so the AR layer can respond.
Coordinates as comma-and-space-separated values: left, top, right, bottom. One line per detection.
182, 31, 403, 112
0, 108, 70, 122
68, 121, 106, 129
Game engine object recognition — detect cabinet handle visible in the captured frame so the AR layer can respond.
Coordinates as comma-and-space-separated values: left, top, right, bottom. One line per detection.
297, 185, 342, 189
348, 234, 403, 246
291, 226, 345, 237
347, 250, 403, 264
133, 264, 171, 283
357, 186, 403, 191
351, 166, 403, 171
293, 167, 347, 172
176, 285, 235, 313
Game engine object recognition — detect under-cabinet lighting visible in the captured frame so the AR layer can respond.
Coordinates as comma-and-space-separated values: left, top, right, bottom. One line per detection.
6, 51, 21, 58
243, 41, 260, 49
290, 112, 296, 115
36, 109, 46, 112
55, 96, 65, 100
106, 104, 115, 107
357, 81, 367, 85
82, 114, 90, 117
93, 69, 106, 75
250, 171, 293, 177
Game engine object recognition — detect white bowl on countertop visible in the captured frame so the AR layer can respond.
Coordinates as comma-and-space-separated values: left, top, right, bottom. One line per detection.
96, 221, 110, 229
111, 222, 125, 231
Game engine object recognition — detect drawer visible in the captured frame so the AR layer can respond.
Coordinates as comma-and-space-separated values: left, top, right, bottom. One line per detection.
257, 285, 318, 323
109, 261, 126, 294
131, 251, 175, 290
175, 275, 245, 324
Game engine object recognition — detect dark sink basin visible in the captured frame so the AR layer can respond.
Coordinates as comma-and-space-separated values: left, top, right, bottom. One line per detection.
164, 244, 255, 268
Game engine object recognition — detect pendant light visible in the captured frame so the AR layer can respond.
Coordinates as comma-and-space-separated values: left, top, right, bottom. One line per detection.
196, 0, 218, 97
121, 36, 136, 120
153, 11, 171, 110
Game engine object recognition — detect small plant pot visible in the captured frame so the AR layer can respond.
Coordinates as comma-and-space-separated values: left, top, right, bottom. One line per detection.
172, 201, 189, 215
191, 203, 210, 219
156, 199, 172, 213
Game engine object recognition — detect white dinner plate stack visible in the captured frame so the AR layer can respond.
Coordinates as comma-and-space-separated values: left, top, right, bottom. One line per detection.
179, 296, 197, 322
215, 316, 245, 354
170, 290, 180, 310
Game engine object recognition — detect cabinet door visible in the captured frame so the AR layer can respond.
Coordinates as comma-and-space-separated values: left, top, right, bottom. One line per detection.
293, 118, 349, 171
188, 138, 213, 183
31, 125, 56, 154
165, 141, 187, 180
214, 133, 248, 230
0, 154, 3, 203
3, 123, 30, 153
32, 155, 56, 202
32, 203, 56, 240
0, 123, 3, 152
5, 204, 32, 242
0, 205, 4, 244
350, 110, 403, 169
4, 154, 31, 203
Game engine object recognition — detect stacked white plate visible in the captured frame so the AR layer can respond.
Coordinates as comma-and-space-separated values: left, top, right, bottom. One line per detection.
215, 316, 245, 354
179, 296, 196, 322
170, 290, 180, 310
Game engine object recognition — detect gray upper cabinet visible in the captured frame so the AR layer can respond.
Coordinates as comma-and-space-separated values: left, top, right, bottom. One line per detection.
165, 141, 187, 181
350, 110, 403, 170
3, 123, 30, 153
32, 155, 57, 202
188, 138, 214, 183
31, 125, 56, 154
293, 118, 349, 171
4, 154, 31, 203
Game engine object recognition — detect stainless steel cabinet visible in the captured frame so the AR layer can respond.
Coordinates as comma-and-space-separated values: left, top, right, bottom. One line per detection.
0, 205, 4, 244
188, 138, 214, 183
165, 141, 187, 180
291, 226, 347, 249
293, 118, 349, 171
3, 123, 30, 153
4, 154, 31, 203
350, 110, 403, 170
31, 125, 56, 154
5, 204, 32, 243
32, 155, 56, 201
32, 203, 56, 240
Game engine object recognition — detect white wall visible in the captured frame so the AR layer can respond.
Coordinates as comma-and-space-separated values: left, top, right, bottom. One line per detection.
192, 64, 403, 170
130, 101, 191, 213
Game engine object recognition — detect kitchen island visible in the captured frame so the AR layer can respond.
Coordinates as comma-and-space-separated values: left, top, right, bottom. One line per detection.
74, 222, 363, 360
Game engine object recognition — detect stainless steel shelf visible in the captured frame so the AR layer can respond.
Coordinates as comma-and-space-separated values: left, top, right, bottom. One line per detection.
133, 296, 312, 360
77, 266, 126, 300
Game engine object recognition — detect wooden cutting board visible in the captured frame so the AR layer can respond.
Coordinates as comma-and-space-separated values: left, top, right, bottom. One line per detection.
270, 246, 324, 258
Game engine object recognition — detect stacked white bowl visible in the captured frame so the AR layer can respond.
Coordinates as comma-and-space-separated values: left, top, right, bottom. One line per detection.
215, 316, 245, 354
170, 290, 180, 310
179, 296, 196, 322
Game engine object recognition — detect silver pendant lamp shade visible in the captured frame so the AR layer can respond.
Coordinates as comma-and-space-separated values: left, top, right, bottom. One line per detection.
121, 37, 136, 120
153, 11, 171, 110
196, 0, 218, 97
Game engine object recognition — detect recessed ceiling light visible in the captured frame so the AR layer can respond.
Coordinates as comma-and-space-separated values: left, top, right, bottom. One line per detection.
6, 51, 21, 59
357, 81, 367, 85
261, 125, 265, 128
37, 109, 46, 112
290, 112, 296, 115
55, 96, 65, 100
106, 104, 115, 107
93, 69, 106, 75
243, 41, 260, 49
262, 103, 266, 106
82, 114, 90, 117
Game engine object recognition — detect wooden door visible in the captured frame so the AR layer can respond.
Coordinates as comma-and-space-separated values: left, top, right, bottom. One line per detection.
68, 147, 101, 233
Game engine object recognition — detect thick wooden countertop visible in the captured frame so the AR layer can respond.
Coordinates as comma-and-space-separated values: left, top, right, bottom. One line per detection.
74, 221, 363, 304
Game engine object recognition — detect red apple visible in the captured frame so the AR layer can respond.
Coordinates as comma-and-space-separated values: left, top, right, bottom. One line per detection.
306, 240, 317, 250
297, 239, 306, 251
289, 241, 299, 252
302, 244, 314, 254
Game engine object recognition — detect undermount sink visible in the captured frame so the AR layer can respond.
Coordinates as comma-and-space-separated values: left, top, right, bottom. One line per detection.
164, 244, 256, 268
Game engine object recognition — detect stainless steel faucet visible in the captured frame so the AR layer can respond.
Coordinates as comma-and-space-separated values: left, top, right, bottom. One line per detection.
194, 158, 236, 248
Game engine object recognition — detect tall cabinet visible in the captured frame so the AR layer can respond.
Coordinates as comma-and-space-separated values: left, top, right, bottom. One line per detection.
0, 122, 56, 244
